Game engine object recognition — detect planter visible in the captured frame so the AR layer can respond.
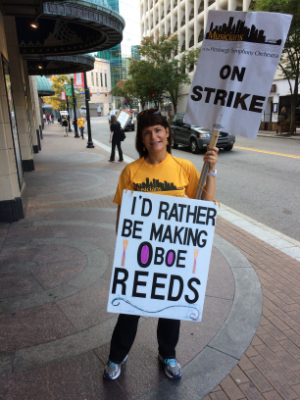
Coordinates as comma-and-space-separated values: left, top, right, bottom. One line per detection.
276, 123, 296, 134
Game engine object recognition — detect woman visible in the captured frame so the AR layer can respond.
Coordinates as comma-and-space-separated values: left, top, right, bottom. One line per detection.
109, 114, 123, 162
62, 117, 68, 136
77, 116, 85, 139
104, 110, 218, 381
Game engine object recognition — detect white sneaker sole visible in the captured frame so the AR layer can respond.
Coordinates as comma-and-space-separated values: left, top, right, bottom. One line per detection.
103, 355, 128, 381
158, 355, 181, 379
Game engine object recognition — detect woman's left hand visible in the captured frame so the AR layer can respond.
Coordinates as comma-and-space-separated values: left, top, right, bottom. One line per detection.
203, 146, 219, 172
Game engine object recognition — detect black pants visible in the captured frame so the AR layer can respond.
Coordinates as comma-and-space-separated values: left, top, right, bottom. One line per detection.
79, 127, 84, 137
109, 314, 180, 363
110, 139, 123, 161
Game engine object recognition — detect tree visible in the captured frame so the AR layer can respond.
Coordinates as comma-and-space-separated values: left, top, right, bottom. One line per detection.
110, 79, 136, 109
129, 59, 166, 109
132, 35, 200, 113
254, 0, 300, 134
43, 75, 82, 112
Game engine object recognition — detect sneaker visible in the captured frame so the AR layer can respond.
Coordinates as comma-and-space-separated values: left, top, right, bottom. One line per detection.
108, 160, 114, 162
158, 355, 181, 379
103, 355, 128, 380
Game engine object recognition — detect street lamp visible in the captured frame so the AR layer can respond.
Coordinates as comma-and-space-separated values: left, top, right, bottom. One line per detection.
83, 71, 94, 148
71, 78, 79, 138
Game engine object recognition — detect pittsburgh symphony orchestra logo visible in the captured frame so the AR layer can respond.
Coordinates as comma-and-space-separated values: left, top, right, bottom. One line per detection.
135, 178, 183, 192
206, 16, 282, 45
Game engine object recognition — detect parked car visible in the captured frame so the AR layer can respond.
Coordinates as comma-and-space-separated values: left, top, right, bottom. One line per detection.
108, 110, 135, 131
170, 113, 235, 153
124, 116, 135, 132
108, 109, 118, 123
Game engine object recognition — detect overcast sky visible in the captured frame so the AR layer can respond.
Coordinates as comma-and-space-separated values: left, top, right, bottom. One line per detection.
119, 0, 141, 57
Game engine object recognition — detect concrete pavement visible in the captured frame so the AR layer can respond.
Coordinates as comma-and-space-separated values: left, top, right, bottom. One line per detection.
1, 122, 300, 399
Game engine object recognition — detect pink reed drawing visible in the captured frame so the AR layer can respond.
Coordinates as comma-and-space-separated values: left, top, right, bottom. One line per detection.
121, 240, 129, 266
192, 249, 199, 274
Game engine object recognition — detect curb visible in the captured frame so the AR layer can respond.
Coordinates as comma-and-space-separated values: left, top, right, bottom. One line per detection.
257, 133, 300, 140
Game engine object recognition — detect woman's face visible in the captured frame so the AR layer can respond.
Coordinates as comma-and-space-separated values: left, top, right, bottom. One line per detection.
141, 124, 169, 155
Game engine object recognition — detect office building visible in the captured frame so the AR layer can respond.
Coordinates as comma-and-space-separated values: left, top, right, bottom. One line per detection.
86, 57, 112, 116
99, 0, 141, 97
140, 0, 252, 112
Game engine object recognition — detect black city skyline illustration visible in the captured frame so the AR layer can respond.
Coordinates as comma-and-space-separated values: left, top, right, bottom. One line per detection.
206, 16, 282, 45
135, 178, 182, 191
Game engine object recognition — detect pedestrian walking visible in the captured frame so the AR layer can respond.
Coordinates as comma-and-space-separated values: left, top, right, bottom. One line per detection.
51, 113, 54, 123
108, 114, 123, 162
46, 113, 50, 124
43, 114, 46, 124
77, 116, 85, 139
62, 117, 68, 136
103, 109, 219, 381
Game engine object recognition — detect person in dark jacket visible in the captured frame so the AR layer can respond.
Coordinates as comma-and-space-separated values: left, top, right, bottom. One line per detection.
62, 117, 68, 137
109, 114, 123, 162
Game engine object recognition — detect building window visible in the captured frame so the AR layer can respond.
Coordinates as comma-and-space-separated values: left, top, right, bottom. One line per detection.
198, 29, 204, 43
105, 72, 107, 87
100, 72, 103, 87
189, 7, 194, 21
96, 72, 99, 86
198, 1, 204, 13
189, 35, 194, 48
91, 72, 94, 86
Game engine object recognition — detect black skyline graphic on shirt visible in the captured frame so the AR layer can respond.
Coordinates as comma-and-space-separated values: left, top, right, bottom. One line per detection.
206, 16, 282, 45
135, 178, 182, 192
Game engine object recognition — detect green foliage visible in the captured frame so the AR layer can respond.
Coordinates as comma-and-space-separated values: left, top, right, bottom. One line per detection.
126, 35, 200, 113
254, 0, 300, 133
43, 75, 82, 111
110, 78, 142, 109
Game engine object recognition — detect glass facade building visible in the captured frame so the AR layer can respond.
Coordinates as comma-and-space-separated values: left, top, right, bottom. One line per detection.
98, 0, 141, 88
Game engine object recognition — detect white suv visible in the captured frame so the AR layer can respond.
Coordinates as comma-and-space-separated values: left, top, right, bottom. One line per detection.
108, 110, 118, 123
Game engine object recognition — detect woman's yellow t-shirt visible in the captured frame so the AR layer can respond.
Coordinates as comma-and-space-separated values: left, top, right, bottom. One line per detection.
113, 153, 200, 205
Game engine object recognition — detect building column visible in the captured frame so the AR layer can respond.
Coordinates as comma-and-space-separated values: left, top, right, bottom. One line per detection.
0, 12, 24, 222
243, 0, 251, 11
29, 75, 42, 153
228, 0, 237, 11
22, 60, 36, 155
4, 16, 34, 171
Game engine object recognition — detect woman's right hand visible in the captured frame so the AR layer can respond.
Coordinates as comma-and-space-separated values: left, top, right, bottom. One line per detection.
109, 139, 112, 143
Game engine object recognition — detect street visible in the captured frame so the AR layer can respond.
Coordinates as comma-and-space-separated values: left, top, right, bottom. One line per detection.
90, 117, 300, 241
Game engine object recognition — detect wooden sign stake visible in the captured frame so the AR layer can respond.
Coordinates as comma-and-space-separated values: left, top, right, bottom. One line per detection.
195, 129, 220, 200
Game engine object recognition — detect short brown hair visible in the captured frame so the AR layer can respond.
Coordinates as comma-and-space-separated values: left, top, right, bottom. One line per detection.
135, 112, 173, 158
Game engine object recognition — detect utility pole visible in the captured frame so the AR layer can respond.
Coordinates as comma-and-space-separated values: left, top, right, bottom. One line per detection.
83, 71, 94, 148
71, 77, 79, 138
66, 96, 72, 132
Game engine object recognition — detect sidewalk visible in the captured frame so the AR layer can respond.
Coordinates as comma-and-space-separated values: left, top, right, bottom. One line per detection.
1, 123, 300, 400
258, 129, 300, 140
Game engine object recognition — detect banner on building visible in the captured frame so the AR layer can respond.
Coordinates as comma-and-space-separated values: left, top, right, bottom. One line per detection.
74, 73, 84, 87
107, 191, 217, 322
184, 11, 292, 139
61, 91, 66, 101
65, 84, 72, 97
